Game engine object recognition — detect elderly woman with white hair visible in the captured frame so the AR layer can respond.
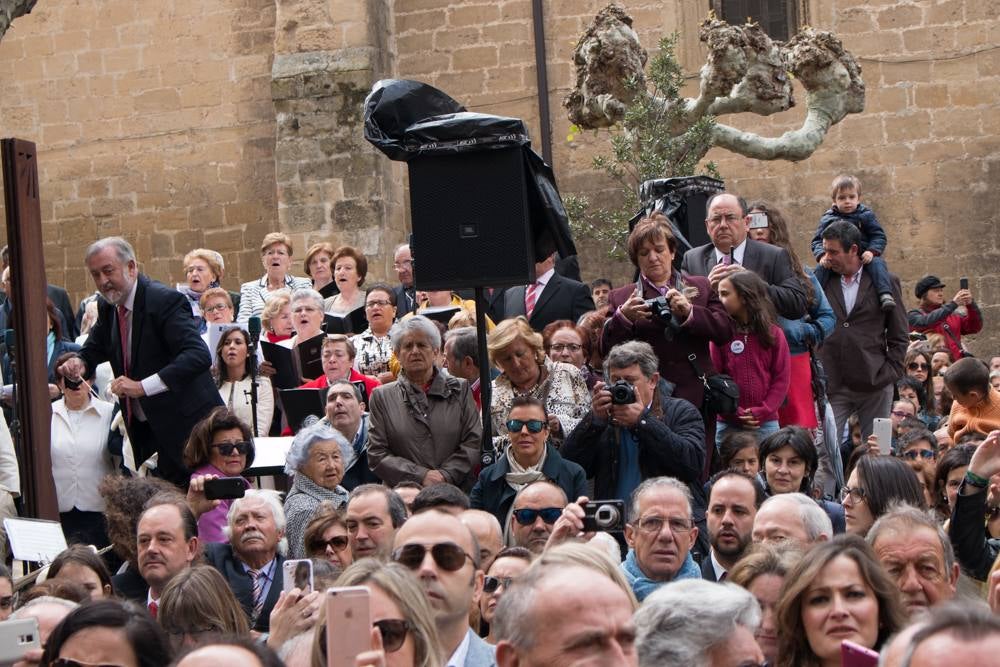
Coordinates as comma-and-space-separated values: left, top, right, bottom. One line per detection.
634, 579, 764, 667
281, 288, 327, 351
367, 315, 481, 490
283, 418, 351, 558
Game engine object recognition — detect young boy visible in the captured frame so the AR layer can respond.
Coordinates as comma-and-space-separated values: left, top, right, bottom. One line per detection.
944, 357, 1000, 441
811, 174, 896, 311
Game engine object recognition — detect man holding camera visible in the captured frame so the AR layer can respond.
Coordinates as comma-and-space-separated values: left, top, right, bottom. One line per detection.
562, 341, 708, 560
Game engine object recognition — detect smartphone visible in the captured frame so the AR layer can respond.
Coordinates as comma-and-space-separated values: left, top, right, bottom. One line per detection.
203, 477, 247, 501
0, 617, 40, 666
960, 277, 969, 290
873, 417, 893, 455
841, 640, 879, 667
283, 559, 314, 595
325, 586, 371, 667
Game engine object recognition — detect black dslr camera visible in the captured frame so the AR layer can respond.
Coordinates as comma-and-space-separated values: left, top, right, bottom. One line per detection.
644, 296, 674, 327
582, 500, 626, 532
609, 380, 636, 405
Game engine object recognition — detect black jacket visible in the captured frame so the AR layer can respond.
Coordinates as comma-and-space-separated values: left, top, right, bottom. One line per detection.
204, 542, 285, 632
561, 380, 707, 520
469, 443, 588, 527
949, 482, 999, 581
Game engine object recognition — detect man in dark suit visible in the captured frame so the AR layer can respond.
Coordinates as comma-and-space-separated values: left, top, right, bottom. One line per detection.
503, 253, 595, 331
203, 490, 286, 633
817, 220, 908, 443
392, 243, 418, 316
58, 237, 223, 486
701, 471, 760, 582
681, 193, 807, 319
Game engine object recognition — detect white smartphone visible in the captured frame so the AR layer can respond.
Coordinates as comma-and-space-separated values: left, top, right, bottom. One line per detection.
872, 417, 893, 455
326, 586, 371, 667
283, 559, 314, 595
0, 617, 40, 666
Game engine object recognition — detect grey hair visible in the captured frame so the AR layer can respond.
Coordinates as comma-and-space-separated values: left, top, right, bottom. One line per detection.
512, 480, 568, 507
284, 419, 351, 475
759, 493, 833, 542
12, 596, 79, 616
629, 476, 692, 523
290, 287, 324, 311
896, 600, 999, 667
390, 315, 441, 354
444, 326, 478, 366
867, 502, 955, 574
635, 580, 761, 667
603, 340, 659, 381
223, 489, 289, 557
85, 236, 136, 264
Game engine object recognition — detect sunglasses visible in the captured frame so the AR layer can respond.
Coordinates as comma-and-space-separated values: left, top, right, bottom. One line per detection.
506, 419, 546, 434
0, 595, 11, 610
483, 575, 514, 595
392, 542, 473, 572
52, 661, 131, 667
511, 507, 562, 526
902, 449, 935, 460
908, 362, 929, 371
311, 536, 350, 552
374, 619, 414, 653
891, 410, 912, 418
210, 441, 252, 456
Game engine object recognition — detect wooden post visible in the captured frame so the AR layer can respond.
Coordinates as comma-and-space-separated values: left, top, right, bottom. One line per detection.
2, 138, 57, 520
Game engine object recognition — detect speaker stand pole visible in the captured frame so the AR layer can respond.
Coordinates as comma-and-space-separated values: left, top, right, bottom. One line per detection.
473, 287, 495, 468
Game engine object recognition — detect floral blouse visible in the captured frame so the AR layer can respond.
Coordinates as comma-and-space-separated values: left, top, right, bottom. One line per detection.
490, 357, 590, 453
351, 328, 393, 378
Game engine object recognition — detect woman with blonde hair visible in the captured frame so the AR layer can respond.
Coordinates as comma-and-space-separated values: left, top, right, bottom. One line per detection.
727, 543, 802, 665
261, 289, 295, 344
159, 565, 251, 650
487, 316, 589, 451
312, 560, 443, 667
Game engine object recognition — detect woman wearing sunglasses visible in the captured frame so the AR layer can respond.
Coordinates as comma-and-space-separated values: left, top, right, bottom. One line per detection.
470, 395, 587, 529
40, 598, 172, 667
312, 560, 443, 667
304, 501, 354, 573
478, 546, 532, 643
182, 407, 255, 544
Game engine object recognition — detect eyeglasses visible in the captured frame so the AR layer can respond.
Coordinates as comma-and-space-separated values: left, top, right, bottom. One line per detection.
393, 260, 412, 269
52, 661, 132, 667
365, 299, 393, 309
633, 516, 692, 534
483, 575, 514, 595
203, 303, 231, 313
210, 441, 252, 456
841, 486, 868, 503
511, 507, 562, 525
550, 343, 582, 352
891, 410, 912, 418
392, 542, 474, 572
506, 419, 546, 434
311, 535, 350, 552
374, 619, 414, 653
0, 595, 12, 609
707, 213, 742, 226
908, 362, 929, 371
902, 449, 935, 461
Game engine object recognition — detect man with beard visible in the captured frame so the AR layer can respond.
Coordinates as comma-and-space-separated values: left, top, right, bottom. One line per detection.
392, 510, 496, 667
507, 481, 568, 555
702, 472, 761, 582
204, 490, 287, 632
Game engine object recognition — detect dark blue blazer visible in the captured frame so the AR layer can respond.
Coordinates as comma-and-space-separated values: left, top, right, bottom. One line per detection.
204, 542, 284, 632
469, 443, 587, 528
78, 274, 222, 482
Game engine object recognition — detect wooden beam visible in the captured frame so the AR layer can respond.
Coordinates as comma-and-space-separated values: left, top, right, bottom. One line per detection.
2, 137, 57, 520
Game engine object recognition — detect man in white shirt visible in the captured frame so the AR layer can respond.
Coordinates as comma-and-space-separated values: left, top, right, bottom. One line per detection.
392, 510, 496, 667
126, 496, 199, 614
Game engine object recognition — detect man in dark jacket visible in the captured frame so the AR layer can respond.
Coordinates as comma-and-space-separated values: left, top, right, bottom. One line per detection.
562, 340, 707, 559
203, 490, 287, 633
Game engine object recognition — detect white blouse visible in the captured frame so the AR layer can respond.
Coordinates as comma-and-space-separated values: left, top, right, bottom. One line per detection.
51, 397, 115, 513
218, 375, 275, 437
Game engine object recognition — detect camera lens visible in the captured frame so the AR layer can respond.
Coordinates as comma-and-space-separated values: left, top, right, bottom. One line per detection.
595, 505, 619, 528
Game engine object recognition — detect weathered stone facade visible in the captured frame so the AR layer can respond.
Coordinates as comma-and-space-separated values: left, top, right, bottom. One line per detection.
1, 0, 998, 352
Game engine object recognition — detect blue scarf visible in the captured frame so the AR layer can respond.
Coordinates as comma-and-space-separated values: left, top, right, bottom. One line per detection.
621, 548, 701, 602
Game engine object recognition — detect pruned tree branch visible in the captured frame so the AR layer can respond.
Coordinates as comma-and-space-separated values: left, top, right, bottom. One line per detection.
0, 0, 37, 43
564, 4, 865, 164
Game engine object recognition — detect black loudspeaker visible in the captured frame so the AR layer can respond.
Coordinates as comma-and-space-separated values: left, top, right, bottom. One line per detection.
407, 146, 534, 291
675, 191, 713, 249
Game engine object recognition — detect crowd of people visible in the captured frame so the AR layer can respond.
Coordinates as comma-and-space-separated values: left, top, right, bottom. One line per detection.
1, 177, 999, 666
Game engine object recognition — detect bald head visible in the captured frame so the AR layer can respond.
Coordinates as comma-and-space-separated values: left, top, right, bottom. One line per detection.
462, 510, 503, 570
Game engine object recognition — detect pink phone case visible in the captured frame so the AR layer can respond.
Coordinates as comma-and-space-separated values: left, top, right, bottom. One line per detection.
841, 640, 879, 667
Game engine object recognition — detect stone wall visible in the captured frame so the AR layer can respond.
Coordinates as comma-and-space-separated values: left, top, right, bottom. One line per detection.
1, 0, 998, 353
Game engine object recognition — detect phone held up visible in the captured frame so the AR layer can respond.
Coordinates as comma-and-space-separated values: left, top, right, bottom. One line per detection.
283, 559, 314, 595
326, 586, 371, 667
203, 477, 247, 501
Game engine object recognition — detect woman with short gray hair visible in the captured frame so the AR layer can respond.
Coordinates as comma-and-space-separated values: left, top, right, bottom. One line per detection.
282, 288, 326, 352
368, 315, 481, 489
283, 418, 351, 558
635, 579, 763, 667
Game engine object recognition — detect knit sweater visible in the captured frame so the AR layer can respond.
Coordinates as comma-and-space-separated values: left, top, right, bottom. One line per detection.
710, 324, 790, 425
948, 388, 1000, 442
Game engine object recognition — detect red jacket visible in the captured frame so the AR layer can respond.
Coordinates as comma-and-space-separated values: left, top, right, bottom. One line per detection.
907, 302, 983, 361
300, 369, 381, 404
